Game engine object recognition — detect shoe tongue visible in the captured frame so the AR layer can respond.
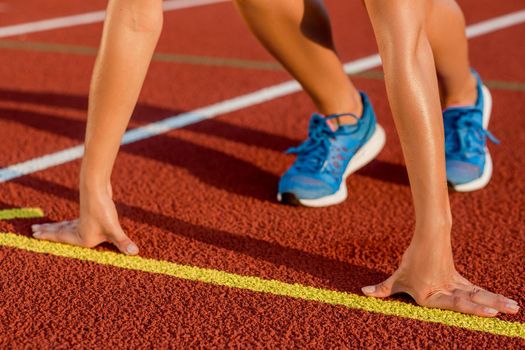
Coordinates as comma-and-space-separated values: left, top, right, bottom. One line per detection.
325, 117, 339, 132
324, 114, 359, 131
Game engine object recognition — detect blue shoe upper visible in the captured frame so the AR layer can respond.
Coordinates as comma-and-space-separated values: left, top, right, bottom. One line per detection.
278, 92, 377, 199
444, 71, 499, 186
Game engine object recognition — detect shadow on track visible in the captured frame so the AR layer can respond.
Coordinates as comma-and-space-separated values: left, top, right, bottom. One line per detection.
0, 89, 280, 202
0, 88, 410, 190
10, 176, 389, 295
0, 106, 280, 201
0, 89, 407, 204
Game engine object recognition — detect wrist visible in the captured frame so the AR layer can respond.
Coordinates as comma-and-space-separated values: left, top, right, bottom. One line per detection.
404, 228, 455, 269
412, 223, 451, 247
415, 216, 452, 234
79, 165, 111, 197
408, 223, 453, 264
414, 206, 452, 235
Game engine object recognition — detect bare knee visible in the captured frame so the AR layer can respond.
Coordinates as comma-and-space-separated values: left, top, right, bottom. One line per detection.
364, 0, 428, 59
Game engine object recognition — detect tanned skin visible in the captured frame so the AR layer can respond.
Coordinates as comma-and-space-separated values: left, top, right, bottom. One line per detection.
32, 0, 519, 317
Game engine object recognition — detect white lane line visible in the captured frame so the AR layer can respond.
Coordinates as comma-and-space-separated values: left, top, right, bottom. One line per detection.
1, 10, 524, 183
0, 0, 228, 39
466, 9, 525, 37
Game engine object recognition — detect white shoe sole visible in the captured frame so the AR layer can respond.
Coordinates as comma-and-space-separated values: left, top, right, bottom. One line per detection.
450, 85, 494, 192
277, 125, 386, 207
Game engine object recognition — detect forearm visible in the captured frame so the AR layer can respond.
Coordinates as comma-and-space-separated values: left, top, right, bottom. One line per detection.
365, 1, 451, 239
81, 0, 163, 193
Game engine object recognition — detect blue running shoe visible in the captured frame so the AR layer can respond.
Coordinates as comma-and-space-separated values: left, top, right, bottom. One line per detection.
444, 71, 499, 192
277, 92, 386, 207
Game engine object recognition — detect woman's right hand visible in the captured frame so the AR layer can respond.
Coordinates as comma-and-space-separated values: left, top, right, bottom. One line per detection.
31, 184, 139, 255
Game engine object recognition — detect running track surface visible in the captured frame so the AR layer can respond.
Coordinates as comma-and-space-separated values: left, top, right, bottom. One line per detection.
0, 0, 524, 348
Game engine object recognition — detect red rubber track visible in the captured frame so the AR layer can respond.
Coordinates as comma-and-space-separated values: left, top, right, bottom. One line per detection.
0, 0, 107, 26
0, 0, 524, 348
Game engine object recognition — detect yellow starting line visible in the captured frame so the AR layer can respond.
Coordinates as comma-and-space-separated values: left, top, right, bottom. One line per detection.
0, 232, 523, 339
0, 208, 43, 220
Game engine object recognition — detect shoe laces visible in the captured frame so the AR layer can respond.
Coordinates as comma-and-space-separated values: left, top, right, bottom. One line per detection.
286, 113, 360, 173
444, 107, 499, 159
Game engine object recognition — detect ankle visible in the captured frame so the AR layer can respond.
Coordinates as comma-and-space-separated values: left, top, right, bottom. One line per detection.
318, 90, 363, 124
442, 73, 477, 109
349, 90, 363, 117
